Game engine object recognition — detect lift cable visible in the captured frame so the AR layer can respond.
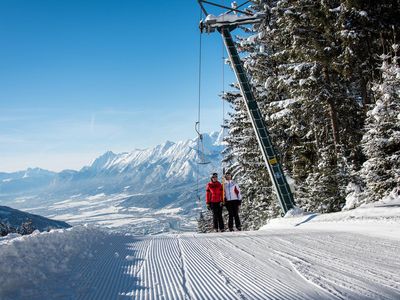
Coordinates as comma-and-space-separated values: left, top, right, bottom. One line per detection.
221, 27, 226, 187
195, 7, 212, 217
195, 7, 203, 214
195, 5, 210, 167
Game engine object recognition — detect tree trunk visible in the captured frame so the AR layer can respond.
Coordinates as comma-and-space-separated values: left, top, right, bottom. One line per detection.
323, 67, 340, 149
360, 73, 369, 110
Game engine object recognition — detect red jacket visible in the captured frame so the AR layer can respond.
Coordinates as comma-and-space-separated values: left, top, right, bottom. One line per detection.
206, 181, 223, 204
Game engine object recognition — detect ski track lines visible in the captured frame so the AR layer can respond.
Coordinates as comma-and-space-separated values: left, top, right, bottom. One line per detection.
4, 230, 400, 299
280, 233, 400, 300
291, 232, 400, 297
132, 235, 189, 300
72, 234, 151, 300
180, 235, 240, 300
249, 232, 400, 300
75, 231, 399, 300
189, 234, 333, 300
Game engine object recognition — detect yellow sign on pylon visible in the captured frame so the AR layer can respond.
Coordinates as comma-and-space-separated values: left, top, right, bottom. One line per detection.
269, 157, 278, 165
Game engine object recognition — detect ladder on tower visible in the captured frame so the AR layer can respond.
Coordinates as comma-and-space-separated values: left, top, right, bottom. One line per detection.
197, 0, 295, 214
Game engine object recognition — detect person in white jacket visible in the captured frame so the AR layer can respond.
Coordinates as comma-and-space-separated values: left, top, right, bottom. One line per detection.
224, 171, 242, 231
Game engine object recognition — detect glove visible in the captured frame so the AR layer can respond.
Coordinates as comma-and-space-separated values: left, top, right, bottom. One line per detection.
206, 203, 211, 211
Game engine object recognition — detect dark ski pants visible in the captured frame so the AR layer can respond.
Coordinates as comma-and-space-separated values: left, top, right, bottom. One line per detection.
210, 202, 224, 231
225, 200, 241, 230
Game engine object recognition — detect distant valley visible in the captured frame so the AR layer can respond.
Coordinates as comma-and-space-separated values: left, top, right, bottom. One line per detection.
0, 132, 224, 234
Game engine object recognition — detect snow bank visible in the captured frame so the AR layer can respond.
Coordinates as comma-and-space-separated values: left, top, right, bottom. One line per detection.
0, 225, 110, 299
344, 186, 400, 210
374, 188, 400, 207
284, 206, 304, 217
261, 205, 400, 241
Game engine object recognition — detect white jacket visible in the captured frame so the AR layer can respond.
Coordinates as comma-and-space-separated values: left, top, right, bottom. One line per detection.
224, 180, 242, 201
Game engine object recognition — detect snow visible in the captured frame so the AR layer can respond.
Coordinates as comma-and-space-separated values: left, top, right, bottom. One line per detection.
359, 10, 368, 17
329, 6, 341, 13
284, 206, 304, 217
270, 108, 290, 120
269, 98, 296, 109
204, 12, 266, 29
268, 99, 297, 120
86, 193, 106, 201
153, 207, 182, 215
378, 188, 400, 207
264, 205, 400, 241
343, 182, 366, 210
206, 13, 252, 23
0, 226, 111, 299
1, 205, 399, 299
39, 191, 193, 235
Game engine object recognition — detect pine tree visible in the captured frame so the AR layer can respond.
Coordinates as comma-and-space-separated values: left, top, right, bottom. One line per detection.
18, 219, 35, 235
360, 44, 400, 203
220, 0, 399, 221
0, 221, 9, 236
333, 0, 400, 208
197, 211, 213, 233
337, 0, 400, 84
0, 221, 16, 236
261, 0, 367, 212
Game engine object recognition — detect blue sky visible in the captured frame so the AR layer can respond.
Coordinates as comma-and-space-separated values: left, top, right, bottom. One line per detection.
0, 0, 235, 172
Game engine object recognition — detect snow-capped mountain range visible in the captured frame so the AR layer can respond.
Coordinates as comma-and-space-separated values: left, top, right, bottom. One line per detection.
0, 132, 224, 231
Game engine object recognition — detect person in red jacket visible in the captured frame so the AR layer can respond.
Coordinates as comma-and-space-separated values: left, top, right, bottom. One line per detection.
206, 172, 225, 232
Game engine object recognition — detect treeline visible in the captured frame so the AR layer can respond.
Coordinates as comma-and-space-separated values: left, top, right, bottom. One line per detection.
222, 0, 400, 230
0, 219, 36, 236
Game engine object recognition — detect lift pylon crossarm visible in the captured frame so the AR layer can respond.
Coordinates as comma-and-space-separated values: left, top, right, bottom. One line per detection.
197, 0, 295, 214
201, 12, 266, 33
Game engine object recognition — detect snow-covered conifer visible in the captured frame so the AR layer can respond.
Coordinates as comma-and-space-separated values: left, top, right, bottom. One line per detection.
220, 0, 399, 220
360, 45, 400, 203
0, 221, 9, 236
18, 219, 35, 235
197, 211, 213, 233
0, 221, 16, 237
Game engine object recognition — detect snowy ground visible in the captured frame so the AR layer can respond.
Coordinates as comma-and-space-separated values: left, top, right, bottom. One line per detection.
23, 192, 196, 235
1, 204, 399, 300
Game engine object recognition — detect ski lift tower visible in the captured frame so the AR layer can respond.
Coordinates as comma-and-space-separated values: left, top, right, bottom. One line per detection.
197, 0, 295, 215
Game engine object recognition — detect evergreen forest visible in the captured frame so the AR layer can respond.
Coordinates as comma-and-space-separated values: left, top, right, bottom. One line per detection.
200, 0, 400, 231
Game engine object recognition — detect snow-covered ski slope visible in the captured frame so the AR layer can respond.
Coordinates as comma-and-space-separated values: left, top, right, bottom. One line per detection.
1, 208, 399, 300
